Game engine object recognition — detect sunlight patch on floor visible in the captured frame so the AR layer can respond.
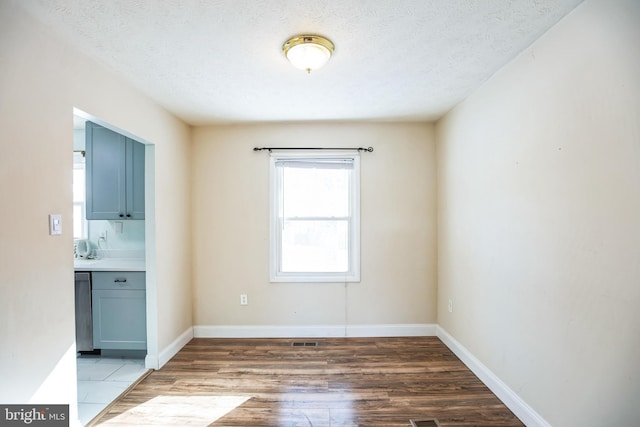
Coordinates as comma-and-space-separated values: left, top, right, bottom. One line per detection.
98, 395, 250, 426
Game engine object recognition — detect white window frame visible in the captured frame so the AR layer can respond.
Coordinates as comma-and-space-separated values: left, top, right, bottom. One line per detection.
73, 152, 88, 239
269, 152, 360, 283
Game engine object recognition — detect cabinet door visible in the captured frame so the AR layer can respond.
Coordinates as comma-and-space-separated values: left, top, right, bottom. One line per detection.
85, 121, 127, 220
92, 289, 147, 350
126, 138, 145, 219
85, 122, 145, 220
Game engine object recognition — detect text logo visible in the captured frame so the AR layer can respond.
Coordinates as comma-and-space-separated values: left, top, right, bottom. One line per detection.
1, 405, 68, 426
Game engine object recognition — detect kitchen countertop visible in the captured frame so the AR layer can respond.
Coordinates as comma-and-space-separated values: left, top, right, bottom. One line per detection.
74, 258, 146, 272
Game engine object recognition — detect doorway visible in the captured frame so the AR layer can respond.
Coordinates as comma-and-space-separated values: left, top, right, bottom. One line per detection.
72, 109, 156, 425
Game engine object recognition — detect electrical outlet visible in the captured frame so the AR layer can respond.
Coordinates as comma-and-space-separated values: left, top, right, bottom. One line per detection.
448, 299, 453, 313
240, 294, 248, 305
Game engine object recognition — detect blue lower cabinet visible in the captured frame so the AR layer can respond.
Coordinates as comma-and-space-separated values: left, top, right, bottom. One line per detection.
92, 272, 146, 350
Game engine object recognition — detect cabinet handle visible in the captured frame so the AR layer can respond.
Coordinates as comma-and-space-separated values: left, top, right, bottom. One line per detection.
126, 213, 131, 218
119, 213, 124, 218
114, 278, 127, 283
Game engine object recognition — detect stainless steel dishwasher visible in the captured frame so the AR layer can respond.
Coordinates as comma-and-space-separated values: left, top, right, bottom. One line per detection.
74, 272, 93, 352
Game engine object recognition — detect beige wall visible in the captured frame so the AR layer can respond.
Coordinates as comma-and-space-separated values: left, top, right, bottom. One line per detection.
192, 123, 437, 331
436, 0, 640, 425
0, 0, 192, 420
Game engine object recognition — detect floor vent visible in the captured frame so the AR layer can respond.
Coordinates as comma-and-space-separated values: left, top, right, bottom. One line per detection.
410, 419, 441, 427
291, 341, 318, 347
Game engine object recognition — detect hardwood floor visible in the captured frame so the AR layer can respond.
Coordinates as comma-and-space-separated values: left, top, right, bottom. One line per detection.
94, 337, 524, 426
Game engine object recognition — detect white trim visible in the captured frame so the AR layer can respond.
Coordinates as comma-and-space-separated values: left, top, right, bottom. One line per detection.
193, 323, 436, 338
347, 323, 437, 337
436, 326, 551, 427
145, 326, 193, 370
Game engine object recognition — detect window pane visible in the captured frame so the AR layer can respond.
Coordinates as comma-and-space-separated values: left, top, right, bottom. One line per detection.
282, 166, 349, 218
73, 153, 87, 239
73, 203, 83, 239
281, 219, 349, 273
73, 169, 85, 203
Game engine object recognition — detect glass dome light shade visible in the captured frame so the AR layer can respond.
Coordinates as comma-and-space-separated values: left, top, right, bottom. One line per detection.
283, 35, 334, 73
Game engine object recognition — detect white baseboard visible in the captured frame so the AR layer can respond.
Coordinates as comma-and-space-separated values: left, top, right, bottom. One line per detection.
194, 323, 437, 338
145, 326, 193, 370
436, 326, 550, 427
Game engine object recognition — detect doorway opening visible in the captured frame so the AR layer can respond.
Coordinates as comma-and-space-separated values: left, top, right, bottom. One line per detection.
72, 109, 157, 425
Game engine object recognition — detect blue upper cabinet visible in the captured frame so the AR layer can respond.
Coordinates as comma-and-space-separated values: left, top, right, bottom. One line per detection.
126, 137, 145, 219
86, 122, 145, 220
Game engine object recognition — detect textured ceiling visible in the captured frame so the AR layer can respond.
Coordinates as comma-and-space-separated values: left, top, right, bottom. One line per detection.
19, 0, 583, 125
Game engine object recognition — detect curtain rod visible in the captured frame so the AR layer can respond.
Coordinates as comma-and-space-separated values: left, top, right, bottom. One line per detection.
253, 146, 373, 152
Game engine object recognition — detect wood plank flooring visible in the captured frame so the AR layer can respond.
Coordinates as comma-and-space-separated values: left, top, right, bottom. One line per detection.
93, 337, 524, 427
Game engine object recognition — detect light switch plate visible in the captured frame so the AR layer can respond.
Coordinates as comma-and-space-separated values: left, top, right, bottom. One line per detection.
49, 214, 62, 235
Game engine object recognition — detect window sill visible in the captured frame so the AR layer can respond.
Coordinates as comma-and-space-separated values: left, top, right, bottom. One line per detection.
270, 273, 360, 283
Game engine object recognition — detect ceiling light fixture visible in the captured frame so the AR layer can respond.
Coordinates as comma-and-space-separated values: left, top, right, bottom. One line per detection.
282, 35, 334, 74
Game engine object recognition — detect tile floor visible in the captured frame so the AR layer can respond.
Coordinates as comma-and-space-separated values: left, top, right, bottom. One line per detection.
77, 354, 148, 426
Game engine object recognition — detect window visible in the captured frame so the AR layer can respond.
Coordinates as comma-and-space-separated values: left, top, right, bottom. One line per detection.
270, 153, 360, 282
73, 151, 87, 239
